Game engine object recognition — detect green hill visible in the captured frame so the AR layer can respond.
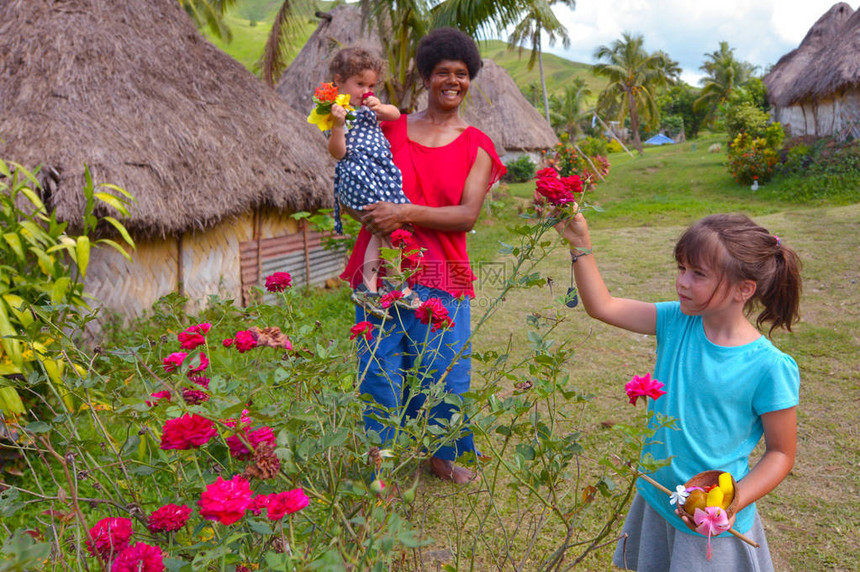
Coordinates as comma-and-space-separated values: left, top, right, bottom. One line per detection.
478, 39, 605, 101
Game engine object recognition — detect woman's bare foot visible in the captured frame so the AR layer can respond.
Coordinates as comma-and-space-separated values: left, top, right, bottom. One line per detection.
429, 456, 476, 484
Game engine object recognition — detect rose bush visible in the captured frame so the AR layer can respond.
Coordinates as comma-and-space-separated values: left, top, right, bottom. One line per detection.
0, 159, 674, 569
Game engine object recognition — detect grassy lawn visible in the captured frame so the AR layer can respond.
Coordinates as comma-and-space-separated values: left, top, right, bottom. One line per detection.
429, 140, 858, 570
243, 139, 857, 569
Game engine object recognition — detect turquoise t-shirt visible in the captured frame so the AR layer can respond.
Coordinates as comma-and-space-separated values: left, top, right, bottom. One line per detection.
637, 301, 800, 535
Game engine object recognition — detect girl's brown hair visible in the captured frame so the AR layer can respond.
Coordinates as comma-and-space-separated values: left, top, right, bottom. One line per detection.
674, 214, 802, 335
328, 46, 385, 84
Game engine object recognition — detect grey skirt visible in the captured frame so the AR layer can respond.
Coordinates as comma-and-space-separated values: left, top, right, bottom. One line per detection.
612, 494, 774, 572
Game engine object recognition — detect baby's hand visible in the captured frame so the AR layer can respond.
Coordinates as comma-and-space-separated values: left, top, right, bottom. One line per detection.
330, 104, 348, 127
363, 95, 382, 112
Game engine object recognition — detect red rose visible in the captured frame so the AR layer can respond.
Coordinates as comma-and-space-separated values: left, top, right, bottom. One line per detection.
534, 167, 576, 206
177, 323, 211, 350
146, 391, 171, 407
265, 272, 293, 293
111, 542, 164, 572
162, 352, 187, 373
147, 503, 191, 533
159, 414, 216, 450
85, 517, 132, 559
390, 229, 413, 248
198, 475, 253, 526
379, 290, 403, 309
265, 489, 309, 521
226, 426, 276, 460
248, 494, 270, 516
415, 298, 454, 332
222, 338, 235, 348
350, 321, 375, 342
233, 331, 258, 353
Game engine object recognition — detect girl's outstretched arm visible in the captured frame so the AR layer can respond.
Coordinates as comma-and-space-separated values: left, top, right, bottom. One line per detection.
555, 212, 657, 335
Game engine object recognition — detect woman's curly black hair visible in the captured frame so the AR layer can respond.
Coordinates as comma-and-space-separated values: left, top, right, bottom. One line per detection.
416, 28, 482, 80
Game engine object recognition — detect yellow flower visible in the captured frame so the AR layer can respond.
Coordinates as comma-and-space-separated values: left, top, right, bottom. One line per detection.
307, 94, 353, 132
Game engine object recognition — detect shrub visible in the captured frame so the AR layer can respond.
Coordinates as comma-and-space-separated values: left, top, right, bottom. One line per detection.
607, 139, 625, 154
0, 191, 671, 569
504, 154, 537, 183
726, 132, 780, 185
0, 161, 134, 421
543, 139, 610, 187
578, 136, 609, 158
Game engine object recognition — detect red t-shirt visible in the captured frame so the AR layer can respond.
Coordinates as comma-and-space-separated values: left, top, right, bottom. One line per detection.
341, 115, 505, 298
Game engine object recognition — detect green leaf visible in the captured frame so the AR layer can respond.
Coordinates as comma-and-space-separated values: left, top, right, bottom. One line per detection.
76, 235, 90, 276
51, 277, 71, 304
101, 216, 135, 248
3, 233, 25, 260
95, 238, 134, 262
97, 183, 135, 201
25, 421, 51, 434
95, 192, 131, 216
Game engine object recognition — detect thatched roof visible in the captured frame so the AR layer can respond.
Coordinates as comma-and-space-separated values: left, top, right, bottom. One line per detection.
764, 3, 857, 107
276, 5, 557, 155
0, 0, 333, 238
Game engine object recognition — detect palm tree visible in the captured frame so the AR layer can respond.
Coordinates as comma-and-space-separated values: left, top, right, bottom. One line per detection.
550, 77, 591, 138
178, 0, 236, 41
695, 41, 756, 124
592, 32, 670, 154
506, 0, 577, 124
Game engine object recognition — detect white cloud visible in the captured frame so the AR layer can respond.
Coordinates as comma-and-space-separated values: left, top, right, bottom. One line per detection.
536, 0, 848, 85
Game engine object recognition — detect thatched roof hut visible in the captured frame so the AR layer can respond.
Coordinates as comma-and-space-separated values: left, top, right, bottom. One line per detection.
0, 0, 342, 321
764, 3, 860, 140
0, 0, 332, 239
276, 5, 557, 159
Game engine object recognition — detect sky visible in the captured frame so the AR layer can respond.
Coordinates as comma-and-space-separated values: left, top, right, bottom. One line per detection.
536, 0, 851, 85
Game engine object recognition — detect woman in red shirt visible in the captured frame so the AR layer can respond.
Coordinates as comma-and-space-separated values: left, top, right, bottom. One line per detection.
342, 28, 505, 483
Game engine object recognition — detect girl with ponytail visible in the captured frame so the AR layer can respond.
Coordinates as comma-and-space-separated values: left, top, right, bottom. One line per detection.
555, 212, 801, 571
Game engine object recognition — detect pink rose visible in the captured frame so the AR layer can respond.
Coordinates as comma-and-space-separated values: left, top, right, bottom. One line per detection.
248, 494, 270, 516
624, 373, 666, 406
111, 542, 164, 572
159, 414, 216, 450
147, 503, 191, 533
162, 352, 187, 373
198, 476, 253, 526
265, 272, 293, 293
222, 338, 235, 348
227, 426, 276, 460
146, 391, 171, 407
379, 290, 403, 309
265, 489, 309, 521
85, 517, 132, 559
233, 331, 257, 353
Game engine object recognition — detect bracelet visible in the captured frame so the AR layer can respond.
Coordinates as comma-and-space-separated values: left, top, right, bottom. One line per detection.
570, 248, 593, 263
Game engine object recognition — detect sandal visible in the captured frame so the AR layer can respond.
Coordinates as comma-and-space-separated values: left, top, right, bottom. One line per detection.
350, 284, 390, 320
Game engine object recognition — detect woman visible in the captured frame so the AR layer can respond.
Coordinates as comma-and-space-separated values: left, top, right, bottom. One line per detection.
341, 28, 505, 483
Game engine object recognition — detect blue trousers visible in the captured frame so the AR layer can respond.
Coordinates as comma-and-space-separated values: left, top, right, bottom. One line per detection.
355, 284, 475, 461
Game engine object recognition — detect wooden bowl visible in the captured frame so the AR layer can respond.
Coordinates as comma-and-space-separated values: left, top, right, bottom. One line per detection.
684, 470, 738, 519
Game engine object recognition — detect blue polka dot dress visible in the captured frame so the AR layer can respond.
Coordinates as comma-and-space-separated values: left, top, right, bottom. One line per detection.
333, 107, 407, 234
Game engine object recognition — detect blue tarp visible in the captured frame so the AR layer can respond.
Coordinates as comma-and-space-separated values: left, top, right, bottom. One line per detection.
645, 134, 674, 145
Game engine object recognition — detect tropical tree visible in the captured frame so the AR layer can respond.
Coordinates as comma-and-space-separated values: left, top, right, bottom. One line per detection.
695, 41, 757, 125
506, 0, 577, 123
550, 77, 591, 138
592, 32, 671, 154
